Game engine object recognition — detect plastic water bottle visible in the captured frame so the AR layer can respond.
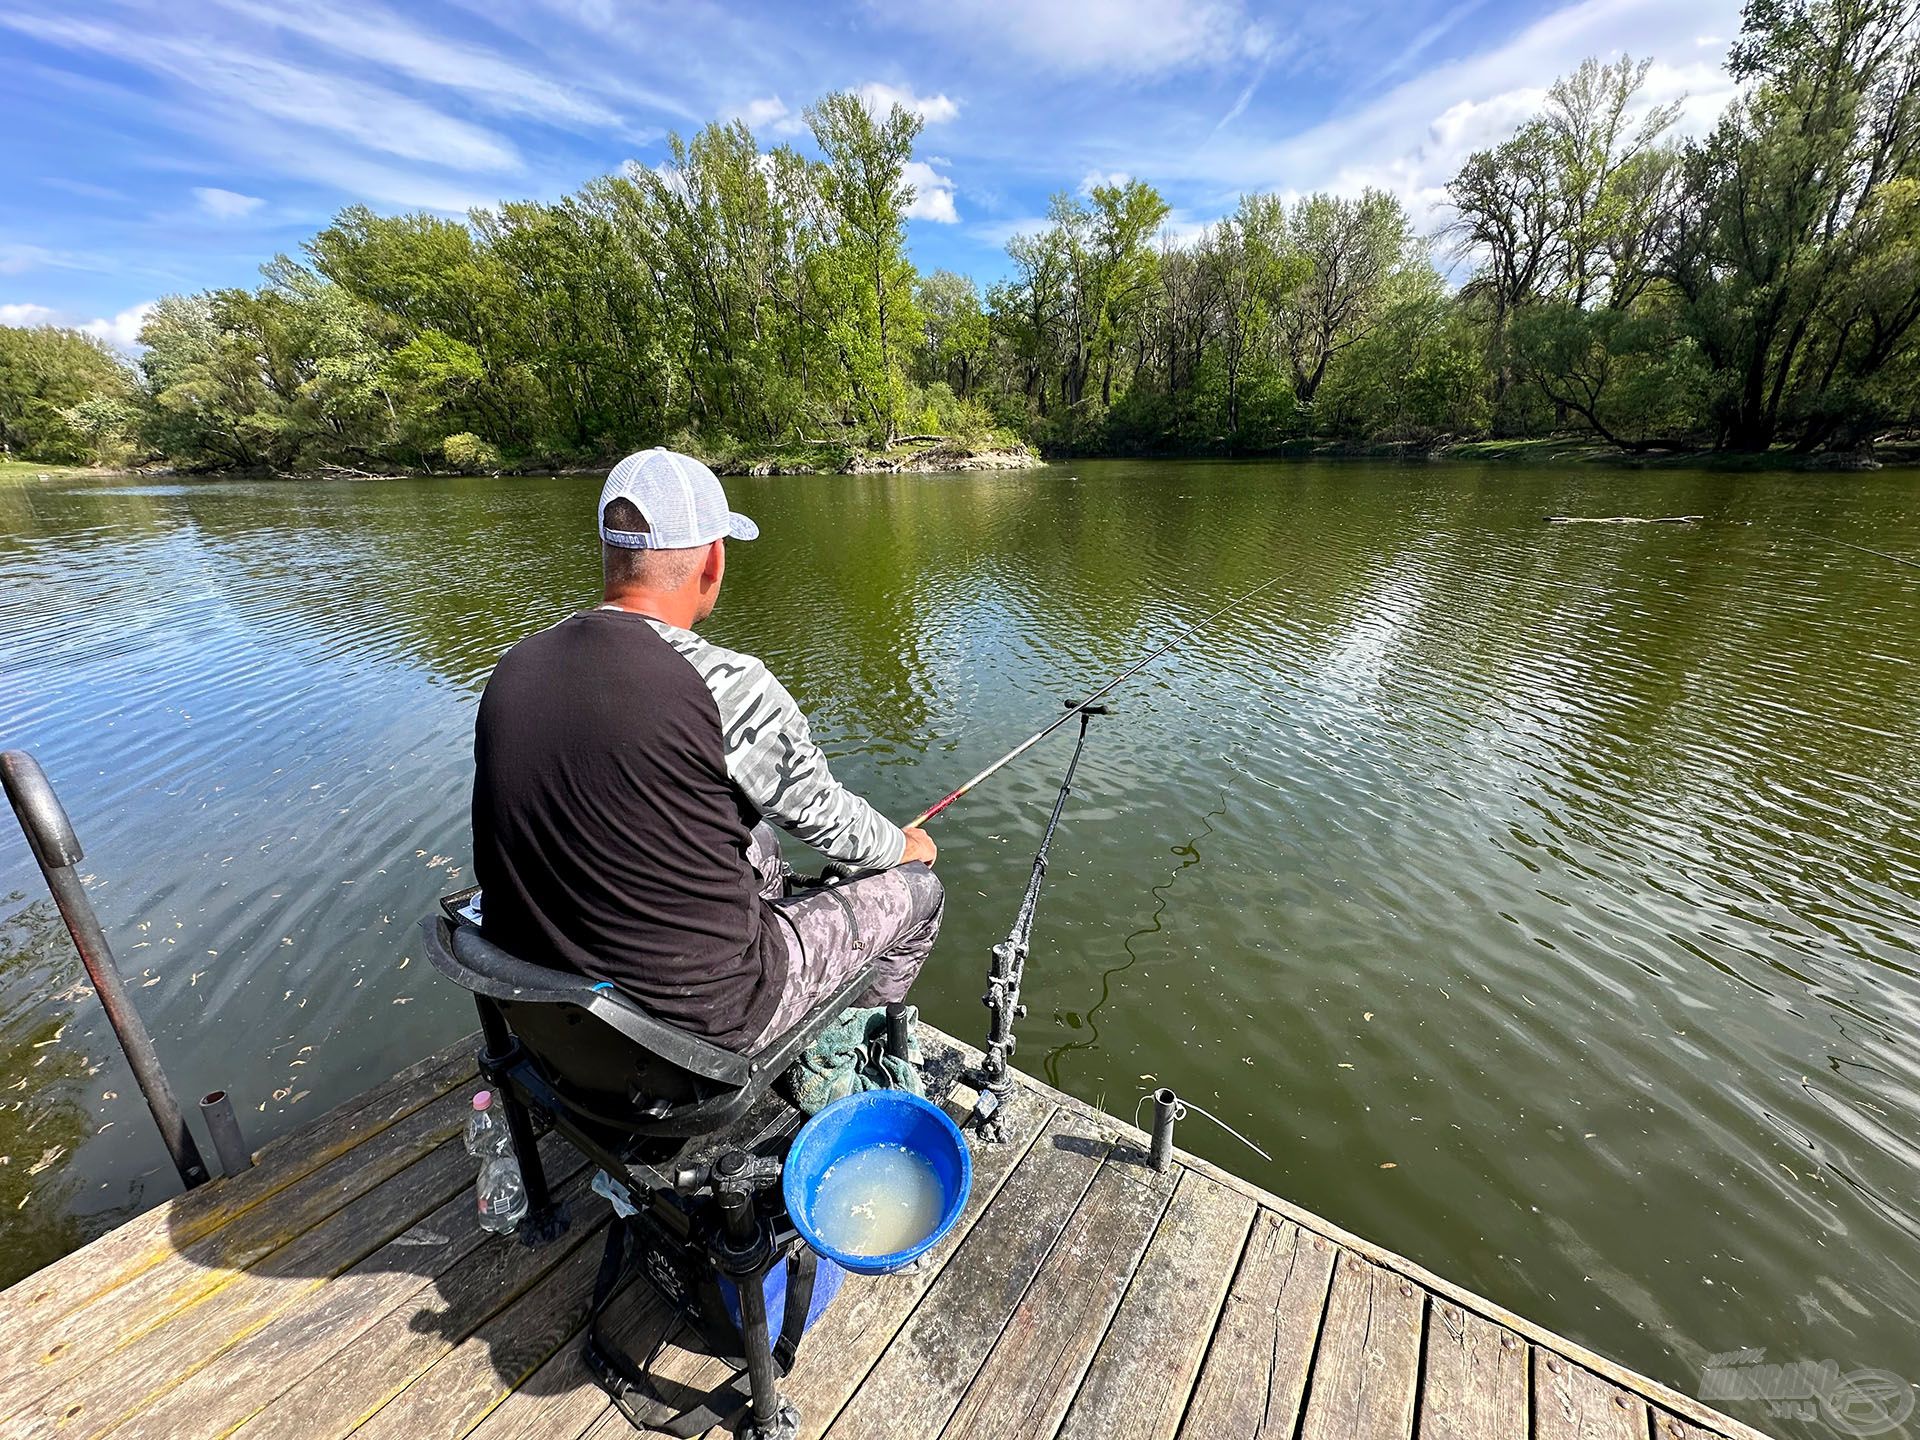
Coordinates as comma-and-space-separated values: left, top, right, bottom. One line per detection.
464, 1090, 512, 1158
465, 1092, 527, 1233
476, 1154, 528, 1234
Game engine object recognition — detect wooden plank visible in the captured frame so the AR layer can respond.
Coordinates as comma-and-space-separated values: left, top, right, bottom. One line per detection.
1419, 1300, 1528, 1440
0, 1079, 480, 1423
0, 1021, 1767, 1440
1535, 1354, 1651, 1440
460, 1275, 673, 1440
1654, 1414, 1734, 1440
1178, 1211, 1339, 1439
1001, 1062, 1760, 1440
938, 1152, 1175, 1440
821, 1108, 1114, 1440
1298, 1250, 1426, 1440
2, 1131, 481, 1440
345, 1218, 611, 1440
0, 1035, 477, 1359
628, 1086, 1058, 1440
227, 1197, 611, 1440
1055, 1170, 1256, 1440
99, 1142, 592, 1440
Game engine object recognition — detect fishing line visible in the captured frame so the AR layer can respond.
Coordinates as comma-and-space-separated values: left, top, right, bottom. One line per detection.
1132, 1089, 1273, 1164
1779, 525, 1920, 574
1041, 789, 1230, 1088
903, 573, 1288, 828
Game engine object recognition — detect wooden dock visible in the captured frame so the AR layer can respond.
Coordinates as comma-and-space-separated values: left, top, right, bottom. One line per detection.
0, 1026, 1771, 1440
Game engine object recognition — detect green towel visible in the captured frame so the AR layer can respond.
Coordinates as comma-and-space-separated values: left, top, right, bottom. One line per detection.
782, 1005, 924, 1115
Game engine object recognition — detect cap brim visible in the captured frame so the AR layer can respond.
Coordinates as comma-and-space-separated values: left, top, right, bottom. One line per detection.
726, 512, 759, 541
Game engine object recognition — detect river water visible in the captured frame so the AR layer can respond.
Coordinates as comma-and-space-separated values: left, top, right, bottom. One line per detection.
3, 460, 1917, 1423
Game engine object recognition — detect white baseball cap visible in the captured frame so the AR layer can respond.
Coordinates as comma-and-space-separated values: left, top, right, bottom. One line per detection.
598, 448, 759, 550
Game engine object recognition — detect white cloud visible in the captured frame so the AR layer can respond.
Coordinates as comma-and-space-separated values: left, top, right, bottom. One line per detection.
1158, 210, 1217, 249
734, 95, 806, 136
1, 13, 522, 174
82, 302, 156, 352
1169, 0, 1742, 232
0, 299, 154, 350
0, 243, 76, 275
857, 82, 959, 124
1079, 169, 1132, 195
903, 160, 960, 223
207, 0, 645, 128
192, 186, 265, 220
0, 302, 61, 326
890, 0, 1263, 75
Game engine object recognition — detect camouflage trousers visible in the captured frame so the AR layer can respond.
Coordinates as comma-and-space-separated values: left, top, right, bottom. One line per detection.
748, 822, 945, 1048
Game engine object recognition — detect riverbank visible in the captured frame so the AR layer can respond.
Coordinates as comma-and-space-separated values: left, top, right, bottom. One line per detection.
0, 459, 101, 482
697, 436, 1044, 476
1429, 436, 1920, 470
1041, 435, 1920, 470
9, 434, 1916, 484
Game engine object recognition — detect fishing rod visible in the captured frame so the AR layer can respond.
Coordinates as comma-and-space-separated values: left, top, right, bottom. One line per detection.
902, 574, 1288, 829
967, 702, 1104, 1141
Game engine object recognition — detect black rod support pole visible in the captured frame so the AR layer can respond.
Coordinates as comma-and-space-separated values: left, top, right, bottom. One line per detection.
473, 997, 568, 1246
1, 751, 210, 1190
1151, 1088, 1180, 1173
884, 1003, 911, 1063
199, 1090, 253, 1177
713, 1153, 793, 1438
972, 706, 1103, 1135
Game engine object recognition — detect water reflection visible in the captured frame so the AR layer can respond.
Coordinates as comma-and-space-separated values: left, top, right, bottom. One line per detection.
2, 462, 1918, 1435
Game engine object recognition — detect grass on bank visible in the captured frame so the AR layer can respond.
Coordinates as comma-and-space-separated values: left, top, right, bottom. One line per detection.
0, 459, 101, 483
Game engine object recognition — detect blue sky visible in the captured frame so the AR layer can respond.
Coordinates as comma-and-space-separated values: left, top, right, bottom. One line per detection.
2, 0, 1743, 349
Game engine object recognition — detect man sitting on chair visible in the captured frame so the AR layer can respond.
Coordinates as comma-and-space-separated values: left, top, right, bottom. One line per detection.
471, 447, 943, 1052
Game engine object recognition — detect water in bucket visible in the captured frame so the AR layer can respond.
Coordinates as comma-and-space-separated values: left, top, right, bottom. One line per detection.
808, 1142, 945, 1257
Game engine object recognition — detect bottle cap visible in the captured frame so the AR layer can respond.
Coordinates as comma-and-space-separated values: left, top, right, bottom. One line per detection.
472, 1090, 492, 1110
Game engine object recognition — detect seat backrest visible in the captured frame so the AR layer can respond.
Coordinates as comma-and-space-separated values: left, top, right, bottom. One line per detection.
420, 913, 874, 1150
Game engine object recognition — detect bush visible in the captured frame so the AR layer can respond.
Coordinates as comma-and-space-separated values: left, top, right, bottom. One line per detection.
904, 382, 1002, 449
441, 432, 502, 473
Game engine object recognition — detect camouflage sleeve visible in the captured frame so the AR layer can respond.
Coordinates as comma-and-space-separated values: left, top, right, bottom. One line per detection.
649, 621, 907, 869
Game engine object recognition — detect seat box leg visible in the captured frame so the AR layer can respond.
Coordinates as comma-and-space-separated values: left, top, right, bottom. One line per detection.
476, 997, 572, 1246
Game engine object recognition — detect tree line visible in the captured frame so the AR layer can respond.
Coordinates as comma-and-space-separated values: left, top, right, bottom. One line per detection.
2, 0, 1914, 473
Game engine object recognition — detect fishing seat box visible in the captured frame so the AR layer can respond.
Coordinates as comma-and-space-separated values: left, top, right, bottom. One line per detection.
423, 888, 870, 1432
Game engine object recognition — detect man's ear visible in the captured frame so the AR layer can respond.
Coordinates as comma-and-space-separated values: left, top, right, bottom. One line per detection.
702, 538, 726, 588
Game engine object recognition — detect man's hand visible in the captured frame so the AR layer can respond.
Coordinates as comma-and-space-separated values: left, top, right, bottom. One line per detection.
900, 826, 938, 868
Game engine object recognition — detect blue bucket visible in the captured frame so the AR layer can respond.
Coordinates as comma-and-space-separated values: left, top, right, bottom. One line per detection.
783, 1091, 972, 1275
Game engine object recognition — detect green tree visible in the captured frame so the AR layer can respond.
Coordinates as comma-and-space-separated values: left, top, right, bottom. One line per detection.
807, 92, 923, 445
0, 325, 134, 462
1666, 0, 1920, 450
1278, 189, 1417, 407
1202, 193, 1298, 441
916, 270, 990, 400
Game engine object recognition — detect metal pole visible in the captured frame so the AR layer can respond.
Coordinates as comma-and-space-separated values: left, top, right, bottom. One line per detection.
1, 751, 210, 1190
474, 996, 568, 1245
1151, 1088, 1180, 1173
714, 1153, 796, 1440
884, 1003, 911, 1063
970, 706, 1103, 1139
199, 1090, 253, 1176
